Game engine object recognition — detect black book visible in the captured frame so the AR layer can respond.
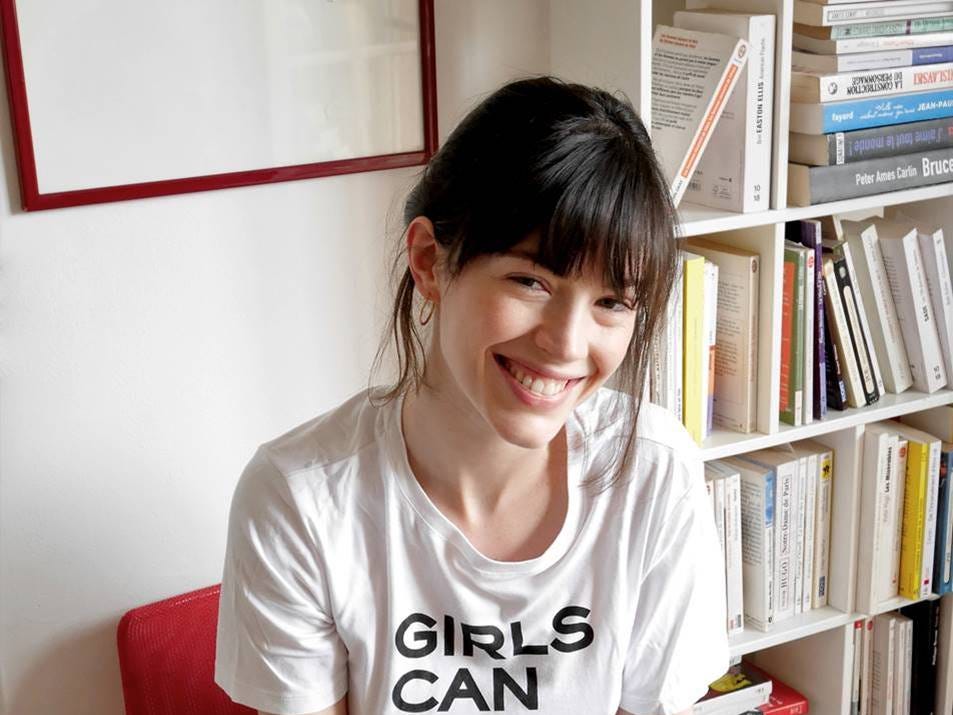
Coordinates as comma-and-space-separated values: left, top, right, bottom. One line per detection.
899, 599, 940, 715
823, 291, 848, 411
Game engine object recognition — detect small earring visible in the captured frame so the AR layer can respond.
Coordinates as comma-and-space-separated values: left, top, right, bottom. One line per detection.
418, 298, 435, 326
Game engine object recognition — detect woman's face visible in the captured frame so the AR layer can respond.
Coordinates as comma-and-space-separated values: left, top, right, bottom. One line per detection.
431, 231, 637, 449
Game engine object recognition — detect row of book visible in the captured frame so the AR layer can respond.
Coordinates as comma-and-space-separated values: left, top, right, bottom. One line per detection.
692, 660, 808, 715
857, 408, 953, 618
788, 0, 953, 204
848, 600, 940, 715
652, 7, 775, 214
781, 212, 949, 426
706, 441, 834, 634
649, 239, 760, 443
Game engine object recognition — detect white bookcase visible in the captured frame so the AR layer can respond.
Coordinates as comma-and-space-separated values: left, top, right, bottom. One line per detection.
545, 2, 953, 714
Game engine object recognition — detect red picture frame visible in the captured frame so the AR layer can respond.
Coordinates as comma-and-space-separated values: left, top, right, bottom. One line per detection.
0, 0, 438, 211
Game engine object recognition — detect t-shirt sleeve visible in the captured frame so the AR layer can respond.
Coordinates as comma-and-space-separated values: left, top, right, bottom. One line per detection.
619, 453, 731, 715
214, 446, 348, 715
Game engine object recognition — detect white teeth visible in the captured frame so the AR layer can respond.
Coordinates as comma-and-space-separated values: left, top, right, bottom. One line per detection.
502, 358, 569, 397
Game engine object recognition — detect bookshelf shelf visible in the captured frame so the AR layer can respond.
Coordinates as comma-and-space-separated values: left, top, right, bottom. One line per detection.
677, 183, 953, 237
700, 389, 953, 461
729, 606, 853, 658
860, 591, 943, 619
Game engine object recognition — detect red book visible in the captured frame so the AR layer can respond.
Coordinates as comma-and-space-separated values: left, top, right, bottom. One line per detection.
739, 662, 810, 715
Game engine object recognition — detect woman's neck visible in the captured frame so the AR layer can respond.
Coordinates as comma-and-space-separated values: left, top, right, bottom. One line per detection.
400, 379, 566, 520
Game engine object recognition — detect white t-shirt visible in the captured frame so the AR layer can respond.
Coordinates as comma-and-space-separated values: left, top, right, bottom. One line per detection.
214, 386, 730, 715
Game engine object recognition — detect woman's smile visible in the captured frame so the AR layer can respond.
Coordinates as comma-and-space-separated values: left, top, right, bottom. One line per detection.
493, 353, 584, 408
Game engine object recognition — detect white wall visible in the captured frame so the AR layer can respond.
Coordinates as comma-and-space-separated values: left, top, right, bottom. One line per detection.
0, 3, 549, 714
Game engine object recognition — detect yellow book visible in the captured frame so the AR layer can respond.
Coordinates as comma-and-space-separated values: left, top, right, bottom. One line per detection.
682, 251, 706, 443
899, 439, 929, 600
889, 419, 942, 600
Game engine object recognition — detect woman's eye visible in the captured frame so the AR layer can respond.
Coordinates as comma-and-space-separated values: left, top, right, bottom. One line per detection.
510, 276, 546, 291
600, 297, 634, 313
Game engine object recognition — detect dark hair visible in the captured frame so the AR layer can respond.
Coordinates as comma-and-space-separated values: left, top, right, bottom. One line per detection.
368, 75, 679, 490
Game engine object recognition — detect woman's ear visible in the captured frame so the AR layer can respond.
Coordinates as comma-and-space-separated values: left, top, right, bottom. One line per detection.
405, 216, 444, 302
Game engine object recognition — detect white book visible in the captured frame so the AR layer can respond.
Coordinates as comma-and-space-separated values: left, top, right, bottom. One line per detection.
902, 618, 913, 715
795, 0, 953, 27
737, 446, 798, 622
703, 260, 720, 439
793, 29, 953, 54
651, 26, 749, 206
725, 456, 776, 630
822, 257, 867, 407
887, 437, 909, 600
892, 615, 907, 715
831, 238, 887, 399
707, 460, 746, 635
681, 239, 760, 434
852, 620, 864, 715
790, 452, 804, 615
791, 47, 936, 73
804, 247, 816, 424
803, 449, 819, 612
873, 217, 948, 393
791, 61, 953, 102
673, 10, 775, 212
804, 440, 834, 608
915, 223, 953, 383
870, 614, 897, 715
861, 617, 874, 715
887, 419, 943, 598
840, 220, 914, 394
857, 424, 899, 613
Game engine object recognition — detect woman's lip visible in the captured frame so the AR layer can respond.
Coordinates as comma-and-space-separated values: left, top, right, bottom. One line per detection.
494, 354, 585, 382
495, 354, 578, 407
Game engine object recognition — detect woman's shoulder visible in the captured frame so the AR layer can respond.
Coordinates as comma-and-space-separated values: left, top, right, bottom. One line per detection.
576, 387, 699, 459
257, 385, 394, 481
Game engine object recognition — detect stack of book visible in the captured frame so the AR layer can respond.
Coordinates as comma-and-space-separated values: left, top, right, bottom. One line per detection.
778, 212, 951, 425
848, 601, 941, 715
787, 1, 953, 205
692, 661, 809, 715
649, 240, 760, 443
712, 440, 835, 633
856, 408, 953, 618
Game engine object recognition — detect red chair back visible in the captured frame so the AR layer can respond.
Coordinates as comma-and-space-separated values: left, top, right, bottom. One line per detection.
117, 583, 253, 715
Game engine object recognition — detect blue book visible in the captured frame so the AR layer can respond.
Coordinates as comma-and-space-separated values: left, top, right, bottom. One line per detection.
913, 45, 953, 64
790, 88, 953, 134
934, 448, 953, 595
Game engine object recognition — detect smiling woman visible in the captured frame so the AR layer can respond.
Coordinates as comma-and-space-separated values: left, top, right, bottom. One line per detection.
213, 76, 730, 715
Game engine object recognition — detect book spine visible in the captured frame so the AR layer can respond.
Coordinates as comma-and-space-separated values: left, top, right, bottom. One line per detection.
793, 456, 805, 615
915, 45, 953, 63
726, 473, 745, 633
861, 617, 874, 715
847, 229, 914, 393
827, 17, 953, 37
852, 620, 864, 715
824, 287, 850, 410
813, 449, 833, 607
837, 240, 886, 399
803, 452, 818, 613
794, 147, 953, 204
921, 441, 941, 598
907, 232, 949, 391
781, 253, 796, 424
797, 223, 829, 419
705, 261, 719, 438
804, 250, 816, 424
822, 100, 953, 165
934, 449, 951, 594
891, 439, 910, 598
858, 430, 893, 611
820, 2, 953, 26
834, 256, 880, 404
683, 254, 706, 442
798, 88, 953, 133
918, 229, 953, 383
900, 441, 929, 600
823, 258, 865, 407
795, 63, 953, 103
777, 461, 796, 620
793, 249, 806, 425
738, 469, 775, 630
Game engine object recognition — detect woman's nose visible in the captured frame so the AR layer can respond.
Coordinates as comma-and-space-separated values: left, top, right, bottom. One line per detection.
534, 297, 589, 363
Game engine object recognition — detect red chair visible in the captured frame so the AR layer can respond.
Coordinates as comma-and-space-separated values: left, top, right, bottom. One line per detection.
117, 583, 253, 715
